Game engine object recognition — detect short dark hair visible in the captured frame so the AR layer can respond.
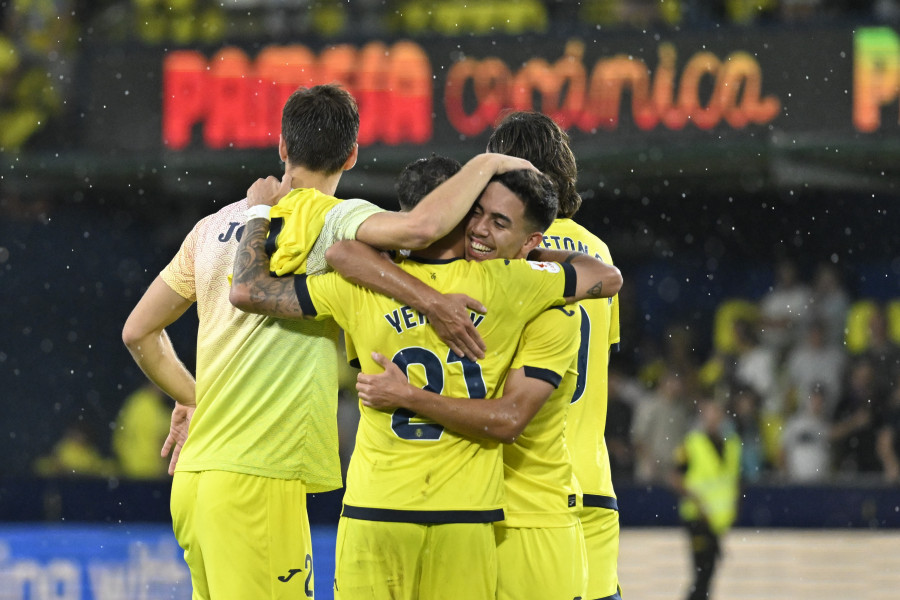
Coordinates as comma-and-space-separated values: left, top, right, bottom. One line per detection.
488, 169, 558, 232
281, 84, 359, 174
487, 111, 581, 218
396, 154, 462, 211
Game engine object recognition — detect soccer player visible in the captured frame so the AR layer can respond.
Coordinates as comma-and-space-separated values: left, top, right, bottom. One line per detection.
229, 168, 623, 600
354, 161, 590, 599
396, 154, 463, 211
488, 111, 623, 600
121, 84, 503, 599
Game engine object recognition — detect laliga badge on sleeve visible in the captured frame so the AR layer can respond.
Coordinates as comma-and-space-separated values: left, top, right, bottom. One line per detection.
528, 261, 561, 273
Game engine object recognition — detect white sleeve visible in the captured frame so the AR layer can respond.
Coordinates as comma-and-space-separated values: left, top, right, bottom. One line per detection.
305, 199, 386, 275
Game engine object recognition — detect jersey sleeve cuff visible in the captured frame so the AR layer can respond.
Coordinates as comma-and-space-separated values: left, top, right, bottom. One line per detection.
560, 261, 576, 297
293, 274, 318, 317
523, 366, 563, 388
265, 216, 284, 257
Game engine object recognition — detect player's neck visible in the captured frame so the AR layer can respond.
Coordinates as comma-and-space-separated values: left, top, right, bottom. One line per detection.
285, 165, 343, 197
409, 230, 464, 261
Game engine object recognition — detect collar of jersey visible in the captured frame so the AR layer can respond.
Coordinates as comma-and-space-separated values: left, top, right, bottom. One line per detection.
405, 255, 464, 265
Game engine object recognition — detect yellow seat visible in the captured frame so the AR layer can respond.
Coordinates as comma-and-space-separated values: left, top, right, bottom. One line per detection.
887, 299, 900, 346
501, 0, 548, 34
396, 1, 430, 33
713, 299, 760, 355
844, 299, 878, 355
433, 2, 464, 35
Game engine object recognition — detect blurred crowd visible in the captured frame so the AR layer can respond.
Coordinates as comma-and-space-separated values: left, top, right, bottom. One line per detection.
36, 259, 900, 489
606, 259, 900, 487
34, 383, 172, 480
3, 1, 900, 51
87, 0, 900, 41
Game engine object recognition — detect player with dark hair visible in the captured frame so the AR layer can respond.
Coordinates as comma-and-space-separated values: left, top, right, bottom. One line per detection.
279, 84, 360, 174
488, 110, 623, 600
122, 83, 498, 598
396, 154, 462, 211
355, 166, 595, 600
487, 110, 581, 217
230, 165, 622, 600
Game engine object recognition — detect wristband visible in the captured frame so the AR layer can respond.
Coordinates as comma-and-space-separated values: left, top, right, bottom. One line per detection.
244, 204, 272, 222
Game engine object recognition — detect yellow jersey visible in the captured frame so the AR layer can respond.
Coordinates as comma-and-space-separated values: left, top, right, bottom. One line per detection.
166, 192, 380, 492
299, 256, 576, 522
542, 218, 620, 506
499, 306, 582, 528
268, 189, 384, 276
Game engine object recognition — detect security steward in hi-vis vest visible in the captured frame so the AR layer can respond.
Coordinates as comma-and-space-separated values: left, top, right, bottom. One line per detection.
672, 398, 741, 600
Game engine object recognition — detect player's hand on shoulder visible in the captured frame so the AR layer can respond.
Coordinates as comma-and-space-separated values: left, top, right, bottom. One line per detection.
247, 173, 292, 207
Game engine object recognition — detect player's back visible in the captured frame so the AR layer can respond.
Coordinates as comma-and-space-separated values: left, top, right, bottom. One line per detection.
303, 255, 573, 520
542, 218, 619, 500
167, 199, 343, 493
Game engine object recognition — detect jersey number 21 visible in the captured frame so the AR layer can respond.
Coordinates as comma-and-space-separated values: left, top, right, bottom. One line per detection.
389, 347, 486, 441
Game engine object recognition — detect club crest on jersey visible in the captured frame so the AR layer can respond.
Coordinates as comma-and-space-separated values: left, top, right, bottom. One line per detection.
528, 261, 561, 273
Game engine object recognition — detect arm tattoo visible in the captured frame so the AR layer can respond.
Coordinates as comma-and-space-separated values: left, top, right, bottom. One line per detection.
586, 281, 604, 299
563, 252, 581, 264
232, 219, 305, 318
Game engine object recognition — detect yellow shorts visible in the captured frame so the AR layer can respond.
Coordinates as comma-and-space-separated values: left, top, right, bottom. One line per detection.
171, 471, 313, 600
580, 505, 622, 599
333, 516, 497, 600
494, 522, 587, 600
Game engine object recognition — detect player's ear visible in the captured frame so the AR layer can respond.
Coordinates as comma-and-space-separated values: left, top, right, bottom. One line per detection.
342, 144, 359, 171
278, 135, 289, 163
519, 231, 544, 258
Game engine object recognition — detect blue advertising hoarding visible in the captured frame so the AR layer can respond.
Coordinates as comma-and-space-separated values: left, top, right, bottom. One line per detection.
0, 524, 339, 600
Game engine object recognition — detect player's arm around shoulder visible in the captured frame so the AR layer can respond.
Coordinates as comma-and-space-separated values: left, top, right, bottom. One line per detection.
229, 214, 311, 319
229, 177, 308, 319
528, 247, 623, 302
324, 240, 486, 360
353, 153, 536, 250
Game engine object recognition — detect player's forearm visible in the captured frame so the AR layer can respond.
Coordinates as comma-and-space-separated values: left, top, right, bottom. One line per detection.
124, 330, 196, 407
402, 388, 527, 444
326, 241, 441, 314
528, 248, 623, 301
122, 277, 196, 406
355, 154, 511, 250
403, 154, 507, 248
230, 218, 306, 319
327, 241, 486, 360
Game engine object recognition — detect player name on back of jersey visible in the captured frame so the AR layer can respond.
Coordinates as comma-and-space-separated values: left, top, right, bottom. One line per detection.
542, 234, 599, 258
383, 305, 485, 335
